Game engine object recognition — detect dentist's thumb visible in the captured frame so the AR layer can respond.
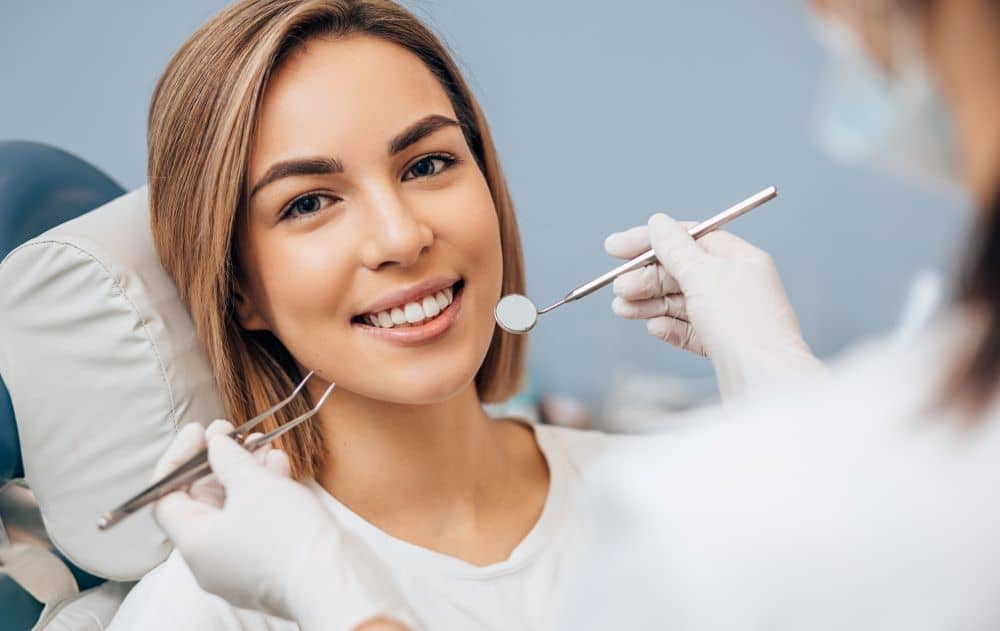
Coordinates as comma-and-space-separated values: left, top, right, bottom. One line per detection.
206, 435, 269, 488
647, 213, 706, 286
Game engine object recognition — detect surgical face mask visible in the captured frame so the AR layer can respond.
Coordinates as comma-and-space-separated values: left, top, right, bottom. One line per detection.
810, 10, 958, 189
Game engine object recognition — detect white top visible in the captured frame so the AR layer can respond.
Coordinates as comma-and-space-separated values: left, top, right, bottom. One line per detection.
561, 313, 1000, 630
108, 423, 617, 630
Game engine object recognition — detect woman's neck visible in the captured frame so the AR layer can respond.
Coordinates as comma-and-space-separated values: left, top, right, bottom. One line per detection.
310, 380, 543, 560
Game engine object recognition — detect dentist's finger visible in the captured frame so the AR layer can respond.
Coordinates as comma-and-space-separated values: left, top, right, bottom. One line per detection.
612, 264, 681, 300
647, 214, 707, 286
154, 489, 216, 537
205, 419, 236, 440
243, 432, 273, 466
605, 225, 652, 259
264, 449, 292, 479
206, 435, 266, 488
605, 221, 698, 260
612, 295, 689, 321
647, 316, 707, 357
153, 423, 206, 481
186, 419, 244, 508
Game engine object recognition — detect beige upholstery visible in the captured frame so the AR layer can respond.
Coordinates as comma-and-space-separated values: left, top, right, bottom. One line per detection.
0, 187, 224, 581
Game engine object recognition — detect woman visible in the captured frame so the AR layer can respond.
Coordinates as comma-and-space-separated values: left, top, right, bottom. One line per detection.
153, 0, 1000, 629
108, 0, 642, 629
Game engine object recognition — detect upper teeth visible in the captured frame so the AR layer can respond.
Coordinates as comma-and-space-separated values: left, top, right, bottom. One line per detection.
365, 286, 454, 328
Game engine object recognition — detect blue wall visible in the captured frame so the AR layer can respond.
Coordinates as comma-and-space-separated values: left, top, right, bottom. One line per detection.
0, 1, 965, 402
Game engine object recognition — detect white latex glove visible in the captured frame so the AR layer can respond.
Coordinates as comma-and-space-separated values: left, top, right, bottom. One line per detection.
153, 421, 418, 631
605, 213, 825, 399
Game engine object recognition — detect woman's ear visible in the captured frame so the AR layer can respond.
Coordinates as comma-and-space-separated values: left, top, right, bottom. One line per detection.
233, 285, 270, 331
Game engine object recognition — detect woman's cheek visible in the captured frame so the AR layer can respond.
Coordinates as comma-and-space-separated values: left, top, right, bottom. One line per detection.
263, 239, 356, 329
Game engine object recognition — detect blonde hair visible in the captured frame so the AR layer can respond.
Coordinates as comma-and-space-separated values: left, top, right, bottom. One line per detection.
148, 0, 526, 478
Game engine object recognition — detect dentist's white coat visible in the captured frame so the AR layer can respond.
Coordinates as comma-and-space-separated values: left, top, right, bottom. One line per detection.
562, 310, 1000, 630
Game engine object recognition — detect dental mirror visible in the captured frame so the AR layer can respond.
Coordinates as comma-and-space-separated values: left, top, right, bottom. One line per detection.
495, 293, 542, 334
494, 186, 778, 335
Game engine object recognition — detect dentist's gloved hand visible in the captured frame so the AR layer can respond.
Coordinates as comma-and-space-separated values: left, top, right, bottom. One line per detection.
153, 421, 418, 631
605, 214, 825, 399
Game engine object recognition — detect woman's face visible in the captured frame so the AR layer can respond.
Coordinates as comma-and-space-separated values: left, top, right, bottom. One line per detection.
238, 35, 503, 404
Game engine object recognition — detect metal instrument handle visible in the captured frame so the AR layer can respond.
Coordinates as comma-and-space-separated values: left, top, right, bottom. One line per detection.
563, 186, 778, 304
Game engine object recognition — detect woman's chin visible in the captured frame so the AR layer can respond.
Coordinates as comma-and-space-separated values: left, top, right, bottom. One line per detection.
347, 365, 480, 406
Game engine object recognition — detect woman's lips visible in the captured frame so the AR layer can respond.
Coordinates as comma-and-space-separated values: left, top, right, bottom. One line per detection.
353, 285, 463, 347
357, 276, 459, 317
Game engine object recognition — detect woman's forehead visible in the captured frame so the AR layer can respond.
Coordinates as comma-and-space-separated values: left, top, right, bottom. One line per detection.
250, 35, 456, 171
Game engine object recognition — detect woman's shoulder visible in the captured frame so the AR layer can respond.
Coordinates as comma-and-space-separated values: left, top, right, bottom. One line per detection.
531, 423, 634, 474
109, 550, 296, 630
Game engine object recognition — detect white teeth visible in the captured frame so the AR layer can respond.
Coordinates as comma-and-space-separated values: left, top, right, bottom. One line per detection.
422, 295, 441, 318
361, 284, 457, 329
404, 302, 425, 324
435, 291, 449, 310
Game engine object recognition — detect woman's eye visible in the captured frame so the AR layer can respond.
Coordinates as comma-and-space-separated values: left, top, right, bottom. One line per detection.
403, 155, 456, 181
281, 193, 335, 221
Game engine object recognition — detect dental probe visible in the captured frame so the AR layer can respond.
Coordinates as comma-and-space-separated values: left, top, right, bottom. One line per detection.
494, 186, 778, 334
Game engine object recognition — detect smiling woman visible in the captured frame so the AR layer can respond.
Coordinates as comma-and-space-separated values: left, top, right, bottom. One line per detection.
147, 1, 527, 480
109, 1, 621, 629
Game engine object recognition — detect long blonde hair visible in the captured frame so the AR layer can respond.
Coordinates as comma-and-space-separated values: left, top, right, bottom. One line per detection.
148, 0, 526, 478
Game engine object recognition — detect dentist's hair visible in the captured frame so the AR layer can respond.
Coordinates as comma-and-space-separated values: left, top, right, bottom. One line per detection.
147, 0, 526, 478
940, 0, 1000, 412
953, 176, 1000, 411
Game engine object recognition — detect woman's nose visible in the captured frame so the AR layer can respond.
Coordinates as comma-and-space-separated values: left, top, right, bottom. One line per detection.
359, 189, 434, 270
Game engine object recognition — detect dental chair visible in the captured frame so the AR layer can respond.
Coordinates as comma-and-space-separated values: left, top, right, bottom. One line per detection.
0, 141, 224, 629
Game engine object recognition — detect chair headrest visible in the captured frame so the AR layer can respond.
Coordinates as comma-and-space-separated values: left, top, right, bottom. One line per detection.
0, 187, 224, 580
0, 140, 127, 484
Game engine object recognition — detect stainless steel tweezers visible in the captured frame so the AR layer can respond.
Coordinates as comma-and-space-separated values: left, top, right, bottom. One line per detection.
97, 371, 335, 530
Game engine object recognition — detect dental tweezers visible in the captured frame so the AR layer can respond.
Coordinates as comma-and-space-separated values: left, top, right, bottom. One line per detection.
97, 371, 335, 531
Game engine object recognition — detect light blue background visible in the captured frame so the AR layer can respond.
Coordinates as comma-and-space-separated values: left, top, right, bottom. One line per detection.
0, 1, 966, 402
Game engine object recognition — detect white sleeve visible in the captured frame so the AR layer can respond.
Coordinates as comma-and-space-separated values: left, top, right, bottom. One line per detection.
108, 550, 295, 631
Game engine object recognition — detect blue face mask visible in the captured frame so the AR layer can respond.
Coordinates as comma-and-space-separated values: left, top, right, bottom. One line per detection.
810, 11, 958, 189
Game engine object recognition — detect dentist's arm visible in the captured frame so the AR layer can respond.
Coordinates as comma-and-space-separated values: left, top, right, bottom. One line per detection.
605, 214, 825, 399
152, 421, 419, 631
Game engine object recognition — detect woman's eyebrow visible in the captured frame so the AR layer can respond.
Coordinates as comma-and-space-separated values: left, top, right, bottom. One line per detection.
248, 115, 458, 200
389, 114, 461, 156
249, 157, 344, 200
